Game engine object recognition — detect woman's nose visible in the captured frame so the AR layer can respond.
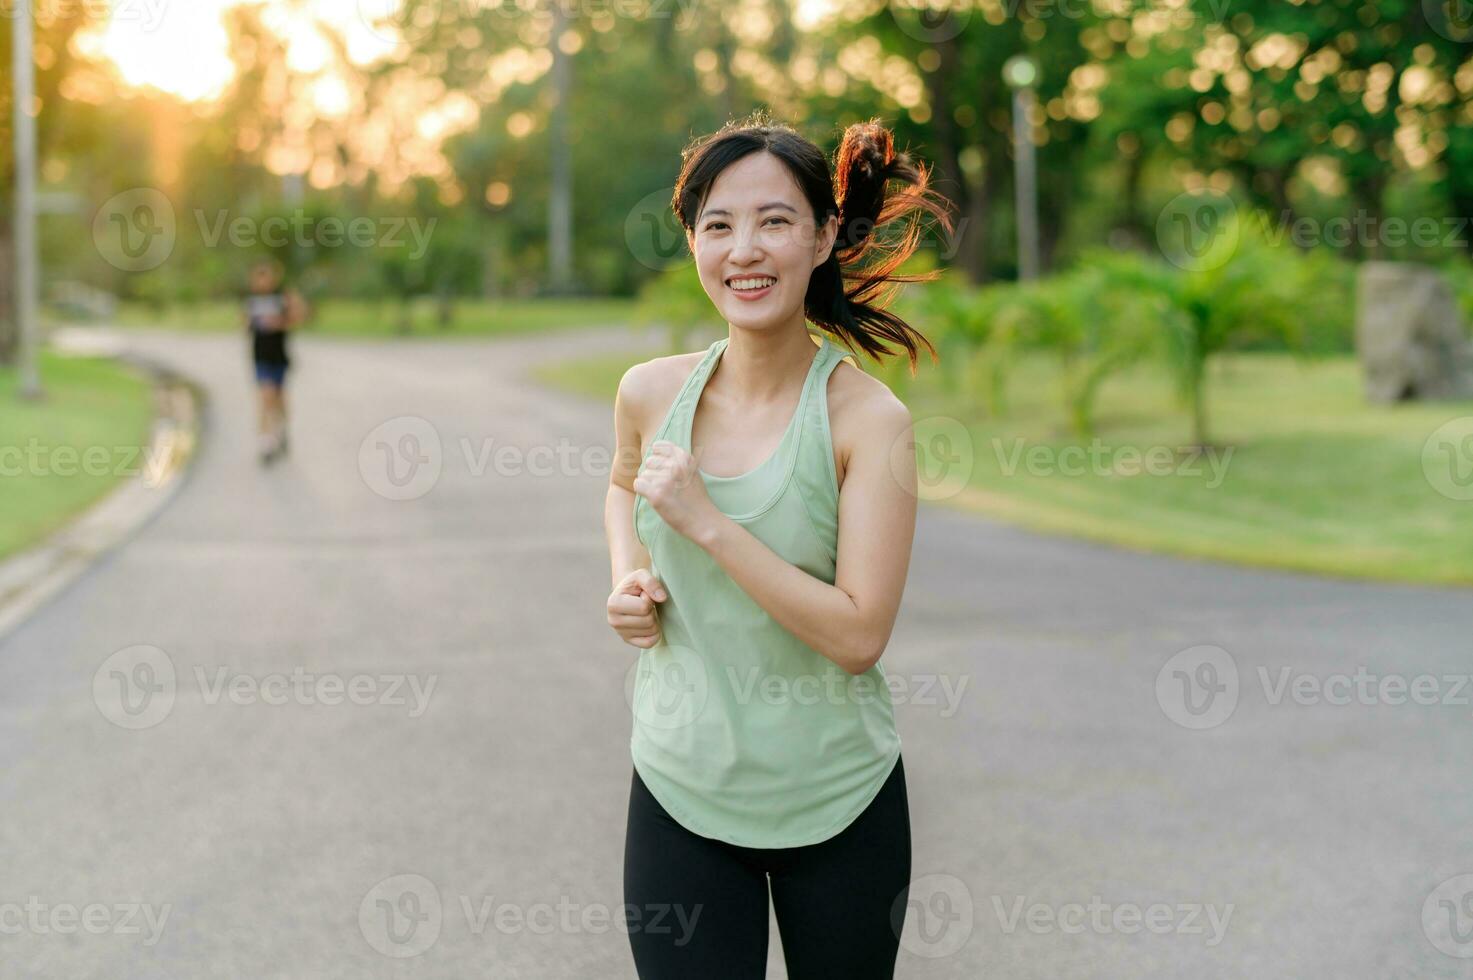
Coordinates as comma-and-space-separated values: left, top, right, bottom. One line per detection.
729, 228, 763, 262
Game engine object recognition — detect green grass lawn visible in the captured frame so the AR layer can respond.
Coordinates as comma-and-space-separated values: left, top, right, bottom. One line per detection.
112, 297, 636, 338
535, 344, 1473, 587
0, 352, 155, 560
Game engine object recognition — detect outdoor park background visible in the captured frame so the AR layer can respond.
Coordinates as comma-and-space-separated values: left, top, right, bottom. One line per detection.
2, 1, 1473, 977
2, 0, 1472, 582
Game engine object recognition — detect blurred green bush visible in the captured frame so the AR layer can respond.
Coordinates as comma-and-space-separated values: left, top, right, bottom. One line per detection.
899, 208, 1384, 445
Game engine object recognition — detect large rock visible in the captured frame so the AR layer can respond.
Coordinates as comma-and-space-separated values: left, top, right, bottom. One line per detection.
1356, 261, 1473, 403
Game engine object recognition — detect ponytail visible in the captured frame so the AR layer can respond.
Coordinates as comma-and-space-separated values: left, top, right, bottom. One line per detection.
806, 119, 956, 372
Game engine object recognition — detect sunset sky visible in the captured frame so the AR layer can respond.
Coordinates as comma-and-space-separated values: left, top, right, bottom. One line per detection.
76, 0, 848, 103
63, 0, 857, 191
77, 0, 401, 102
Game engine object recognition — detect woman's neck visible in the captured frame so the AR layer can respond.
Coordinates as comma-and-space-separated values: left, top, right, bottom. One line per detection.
715, 323, 818, 404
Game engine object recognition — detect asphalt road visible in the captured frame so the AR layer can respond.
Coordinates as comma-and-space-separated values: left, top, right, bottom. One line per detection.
2, 326, 1471, 979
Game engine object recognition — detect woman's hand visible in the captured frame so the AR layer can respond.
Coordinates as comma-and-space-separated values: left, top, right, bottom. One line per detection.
632, 441, 723, 546
607, 569, 667, 649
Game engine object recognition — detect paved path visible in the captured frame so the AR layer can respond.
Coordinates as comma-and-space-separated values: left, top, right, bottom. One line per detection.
2, 326, 1471, 978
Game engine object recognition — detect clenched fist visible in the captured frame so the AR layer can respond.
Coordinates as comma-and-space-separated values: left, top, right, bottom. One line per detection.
607, 568, 667, 649
632, 440, 721, 544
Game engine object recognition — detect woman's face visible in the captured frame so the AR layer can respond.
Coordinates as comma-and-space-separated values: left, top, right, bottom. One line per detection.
687, 151, 838, 332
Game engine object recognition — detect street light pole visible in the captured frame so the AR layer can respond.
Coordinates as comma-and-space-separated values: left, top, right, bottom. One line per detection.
12, 0, 43, 398
1003, 54, 1040, 282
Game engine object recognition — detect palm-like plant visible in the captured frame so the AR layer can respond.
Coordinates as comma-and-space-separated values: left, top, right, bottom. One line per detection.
904, 273, 1017, 415
1079, 214, 1310, 447
1001, 266, 1158, 437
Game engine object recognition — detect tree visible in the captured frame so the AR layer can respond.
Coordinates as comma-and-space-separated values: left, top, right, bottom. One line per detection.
0, 2, 105, 362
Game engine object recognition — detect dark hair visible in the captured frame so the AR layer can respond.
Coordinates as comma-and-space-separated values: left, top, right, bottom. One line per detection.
671, 109, 955, 371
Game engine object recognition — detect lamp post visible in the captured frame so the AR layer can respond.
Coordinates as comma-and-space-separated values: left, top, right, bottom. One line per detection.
1003, 53, 1040, 282
12, 0, 42, 398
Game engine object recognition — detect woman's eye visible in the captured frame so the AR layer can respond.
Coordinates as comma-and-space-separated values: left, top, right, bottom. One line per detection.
702, 219, 787, 231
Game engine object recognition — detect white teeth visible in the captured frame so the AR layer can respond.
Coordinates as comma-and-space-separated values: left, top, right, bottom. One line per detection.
729, 277, 776, 290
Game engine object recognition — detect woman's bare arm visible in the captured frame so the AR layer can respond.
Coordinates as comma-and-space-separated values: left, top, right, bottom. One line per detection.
606, 361, 654, 589
691, 387, 917, 675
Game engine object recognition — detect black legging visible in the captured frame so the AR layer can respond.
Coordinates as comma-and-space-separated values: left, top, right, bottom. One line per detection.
623, 754, 911, 979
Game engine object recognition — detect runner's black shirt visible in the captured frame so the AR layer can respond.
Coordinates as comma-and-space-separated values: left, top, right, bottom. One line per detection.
247, 291, 290, 366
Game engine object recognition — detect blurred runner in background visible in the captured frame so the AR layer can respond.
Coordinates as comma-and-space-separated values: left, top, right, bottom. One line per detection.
243, 258, 307, 465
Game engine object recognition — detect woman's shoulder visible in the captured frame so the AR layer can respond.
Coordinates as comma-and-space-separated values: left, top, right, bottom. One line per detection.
825, 352, 910, 429
824, 352, 912, 489
616, 347, 710, 437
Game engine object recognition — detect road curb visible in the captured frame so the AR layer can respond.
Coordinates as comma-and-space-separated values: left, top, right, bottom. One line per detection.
0, 344, 205, 642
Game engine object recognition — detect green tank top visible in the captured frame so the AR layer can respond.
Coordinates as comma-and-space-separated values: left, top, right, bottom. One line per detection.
630, 330, 902, 848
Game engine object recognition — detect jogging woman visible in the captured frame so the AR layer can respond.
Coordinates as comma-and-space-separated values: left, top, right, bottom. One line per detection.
604, 112, 954, 979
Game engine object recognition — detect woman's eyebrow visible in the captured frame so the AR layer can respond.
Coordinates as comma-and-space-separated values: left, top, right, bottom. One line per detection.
700, 202, 799, 218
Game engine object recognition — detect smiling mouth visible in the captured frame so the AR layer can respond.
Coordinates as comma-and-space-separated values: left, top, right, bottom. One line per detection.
726, 275, 777, 292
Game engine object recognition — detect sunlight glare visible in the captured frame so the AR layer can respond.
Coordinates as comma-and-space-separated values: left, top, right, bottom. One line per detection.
83, 0, 398, 104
